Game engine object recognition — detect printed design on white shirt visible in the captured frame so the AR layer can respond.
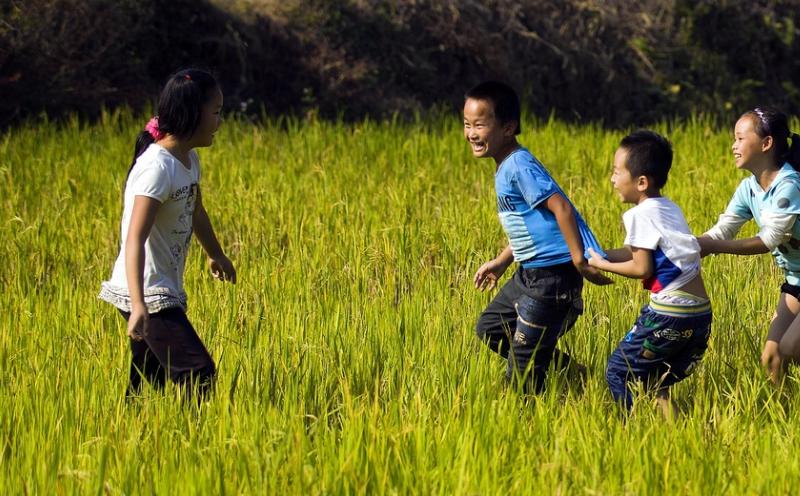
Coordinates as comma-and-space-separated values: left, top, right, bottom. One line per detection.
170, 182, 198, 269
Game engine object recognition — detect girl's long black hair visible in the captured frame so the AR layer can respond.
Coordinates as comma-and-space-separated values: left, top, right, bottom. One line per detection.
127, 68, 219, 178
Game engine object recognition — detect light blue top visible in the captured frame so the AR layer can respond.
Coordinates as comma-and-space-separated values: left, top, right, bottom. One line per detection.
495, 147, 605, 268
725, 163, 800, 284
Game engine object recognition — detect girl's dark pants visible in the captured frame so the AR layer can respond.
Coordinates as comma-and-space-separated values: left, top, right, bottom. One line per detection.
119, 307, 216, 399
475, 263, 584, 392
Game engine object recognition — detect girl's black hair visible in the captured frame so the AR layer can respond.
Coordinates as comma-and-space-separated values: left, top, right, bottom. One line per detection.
128, 68, 219, 178
743, 107, 800, 171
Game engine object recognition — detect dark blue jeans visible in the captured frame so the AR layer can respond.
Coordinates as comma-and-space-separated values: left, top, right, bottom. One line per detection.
606, 304, 712, 409
475, 263, 584, 392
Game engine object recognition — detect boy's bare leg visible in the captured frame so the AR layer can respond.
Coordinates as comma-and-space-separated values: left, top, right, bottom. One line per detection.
655, 389, 678, 421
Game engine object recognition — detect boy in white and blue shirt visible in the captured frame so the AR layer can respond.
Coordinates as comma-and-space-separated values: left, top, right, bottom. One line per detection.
465, 81, 611, 392
589, 130, 711, 416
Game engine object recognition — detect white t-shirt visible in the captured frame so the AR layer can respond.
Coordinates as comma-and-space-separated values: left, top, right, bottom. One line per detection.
623, 197, 701, 294
99, 144, 201, 312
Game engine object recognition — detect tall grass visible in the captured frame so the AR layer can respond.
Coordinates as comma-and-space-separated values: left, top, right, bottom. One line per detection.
1, 110, 798, 494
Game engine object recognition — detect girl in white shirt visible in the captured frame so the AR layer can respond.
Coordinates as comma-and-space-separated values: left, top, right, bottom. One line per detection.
100, 69, 236, 400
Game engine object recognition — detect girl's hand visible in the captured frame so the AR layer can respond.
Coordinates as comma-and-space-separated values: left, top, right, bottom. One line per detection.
209, 255, 237, 283
474, 258, 510, 291
761, 340, 783, 384
127, 306, 149, 341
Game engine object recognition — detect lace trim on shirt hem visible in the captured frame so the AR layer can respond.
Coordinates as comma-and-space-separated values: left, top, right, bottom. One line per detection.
98, 283, 187, 313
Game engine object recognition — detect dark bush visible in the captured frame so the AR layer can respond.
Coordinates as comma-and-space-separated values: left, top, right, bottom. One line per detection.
1, 0, 799, 127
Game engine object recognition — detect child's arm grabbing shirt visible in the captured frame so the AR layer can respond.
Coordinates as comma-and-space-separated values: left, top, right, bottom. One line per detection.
705, 170, 800, 250
704, 179, 755, 242
591, 198, 699, 293
586, 202, 656, 280
626, 199, 701, 293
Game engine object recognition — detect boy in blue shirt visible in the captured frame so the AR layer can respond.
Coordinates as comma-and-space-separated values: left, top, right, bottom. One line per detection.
465, 81, 612, 392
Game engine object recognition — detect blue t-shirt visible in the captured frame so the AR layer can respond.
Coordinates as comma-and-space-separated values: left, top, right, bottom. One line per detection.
495, 147, 605, 268
725, 163, 800, 284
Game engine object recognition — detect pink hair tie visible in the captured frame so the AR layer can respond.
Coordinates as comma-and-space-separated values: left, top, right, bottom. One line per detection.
145, 116, 164, 140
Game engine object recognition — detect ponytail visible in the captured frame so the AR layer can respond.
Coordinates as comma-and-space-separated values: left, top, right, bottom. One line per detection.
787, 132, 800, 171
126, 117, 160, 180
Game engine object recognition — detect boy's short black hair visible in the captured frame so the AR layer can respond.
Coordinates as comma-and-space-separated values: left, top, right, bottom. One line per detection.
465, 81, 521, 135
619, 130, 673, 189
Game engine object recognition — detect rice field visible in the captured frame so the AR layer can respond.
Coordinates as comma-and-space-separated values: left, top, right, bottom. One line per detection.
1, 110, 799, 494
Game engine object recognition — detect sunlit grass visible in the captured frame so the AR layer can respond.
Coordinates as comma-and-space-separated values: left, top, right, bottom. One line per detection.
1, 110, 798, 493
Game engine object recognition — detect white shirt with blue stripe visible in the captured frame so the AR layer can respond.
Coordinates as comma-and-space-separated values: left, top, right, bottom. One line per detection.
623, 197, 700, 293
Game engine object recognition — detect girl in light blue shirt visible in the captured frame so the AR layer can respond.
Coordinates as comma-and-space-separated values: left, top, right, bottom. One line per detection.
700, 107, 800, 384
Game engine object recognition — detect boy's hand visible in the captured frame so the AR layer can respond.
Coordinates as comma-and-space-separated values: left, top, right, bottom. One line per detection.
209, 255, 237, 283
577, 250, 613, 286
586, 248, 606, 269
474, 258, 510, 291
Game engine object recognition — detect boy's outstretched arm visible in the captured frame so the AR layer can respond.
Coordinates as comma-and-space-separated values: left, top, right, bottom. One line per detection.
588, 246, 653, 279
604, 247, 633, 263
474, 244, 513, 291
545, 193, 612, 285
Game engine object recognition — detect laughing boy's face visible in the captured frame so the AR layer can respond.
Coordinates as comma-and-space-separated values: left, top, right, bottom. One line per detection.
463, 98, 515, 162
